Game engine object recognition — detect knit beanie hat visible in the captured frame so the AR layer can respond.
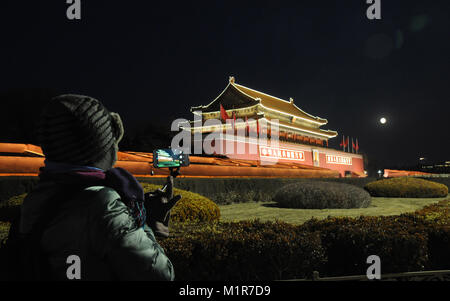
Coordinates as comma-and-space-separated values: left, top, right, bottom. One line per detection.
38, 94, 124, 168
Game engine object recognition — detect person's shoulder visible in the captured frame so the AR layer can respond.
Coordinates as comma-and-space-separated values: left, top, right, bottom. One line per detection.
81, 186, 125, 212
83, 186, 137, 235
83, 186, 120, 200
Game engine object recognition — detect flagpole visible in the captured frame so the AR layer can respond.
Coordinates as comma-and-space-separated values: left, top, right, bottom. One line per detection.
348, 136, 350, 153
351, 137, 354, 153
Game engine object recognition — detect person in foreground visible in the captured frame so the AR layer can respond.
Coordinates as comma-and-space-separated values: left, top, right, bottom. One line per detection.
18, 94, 180, 280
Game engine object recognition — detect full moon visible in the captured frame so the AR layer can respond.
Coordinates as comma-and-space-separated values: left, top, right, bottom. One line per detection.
380, 117, 387, 124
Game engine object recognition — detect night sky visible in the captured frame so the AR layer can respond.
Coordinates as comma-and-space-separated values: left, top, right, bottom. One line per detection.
1, 1, 449, 170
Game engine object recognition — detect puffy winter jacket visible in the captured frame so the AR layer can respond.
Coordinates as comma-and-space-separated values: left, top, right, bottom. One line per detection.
19, 180, 175, 281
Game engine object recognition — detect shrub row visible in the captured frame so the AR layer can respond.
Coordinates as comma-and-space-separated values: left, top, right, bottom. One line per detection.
1, 176, 449, 206
306, 200, 450, 274
365, 177, 448, 198
273, 181, 371, 209
159, 200, 450, 280
300, 216, 430, 276
139, 177, 381, 205
160, 220, 326, 281
417, 177, 450, 190
1, 194, 449, 280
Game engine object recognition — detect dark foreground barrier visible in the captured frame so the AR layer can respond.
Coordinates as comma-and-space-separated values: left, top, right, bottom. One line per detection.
285, 270, 450, 281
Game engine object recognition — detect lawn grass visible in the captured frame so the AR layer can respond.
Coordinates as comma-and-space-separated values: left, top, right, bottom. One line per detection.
218, 196, 450, 225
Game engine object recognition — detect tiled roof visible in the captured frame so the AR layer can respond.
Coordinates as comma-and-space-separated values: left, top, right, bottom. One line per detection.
232, 82, 328, 125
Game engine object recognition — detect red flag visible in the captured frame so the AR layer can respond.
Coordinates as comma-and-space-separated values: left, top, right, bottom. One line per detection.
344, 136, 349, 148
220, 103, 230, 121
339, 135, 345, 147
355, 139, 359, 153
352, 138, 356, 153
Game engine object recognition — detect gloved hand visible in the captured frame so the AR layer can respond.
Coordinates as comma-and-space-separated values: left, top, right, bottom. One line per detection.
144, 176, 181, 238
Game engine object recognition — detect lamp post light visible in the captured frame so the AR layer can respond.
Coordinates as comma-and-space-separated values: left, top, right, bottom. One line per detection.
419, 157, 426, 171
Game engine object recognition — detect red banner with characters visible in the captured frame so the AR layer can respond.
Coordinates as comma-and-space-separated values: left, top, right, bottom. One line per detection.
326, 154, 352, 165
259, 146, 305, 161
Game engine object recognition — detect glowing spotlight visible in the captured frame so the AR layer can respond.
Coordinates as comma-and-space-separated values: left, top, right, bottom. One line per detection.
380, 117, 387, 124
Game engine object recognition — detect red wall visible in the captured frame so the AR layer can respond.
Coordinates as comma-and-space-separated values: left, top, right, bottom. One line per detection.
213, 136, 364, 177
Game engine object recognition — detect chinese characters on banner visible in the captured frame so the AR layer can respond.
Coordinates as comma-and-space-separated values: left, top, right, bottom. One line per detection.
259, 146, 305, 161
326, 154, 352, 165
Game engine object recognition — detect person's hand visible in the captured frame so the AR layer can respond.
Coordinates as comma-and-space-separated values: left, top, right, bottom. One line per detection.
144, 176, 181, 237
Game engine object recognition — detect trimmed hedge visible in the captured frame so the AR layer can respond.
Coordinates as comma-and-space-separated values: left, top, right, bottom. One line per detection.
0, 194, 24, 222
138, 177, 379, 205
300, 200, 450, 274
365, 177, 448, 198
417, 177, 450, 190
160, 220, 326, 280
273, 181, 371, 209
160, 200, 450, 280
159, 199, 450, 280
1, 194, 449, 279
301, 216, 429, 275
2, 176, 449, 206
141, 183, 220, 223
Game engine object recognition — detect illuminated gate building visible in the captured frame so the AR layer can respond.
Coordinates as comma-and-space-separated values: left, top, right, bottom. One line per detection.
186, 77, 364, 177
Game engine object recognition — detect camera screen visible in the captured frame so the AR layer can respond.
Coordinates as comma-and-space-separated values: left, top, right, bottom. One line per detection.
153, 149, 189, 168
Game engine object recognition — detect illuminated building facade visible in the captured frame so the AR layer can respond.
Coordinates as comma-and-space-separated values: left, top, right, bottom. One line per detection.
188, 77, 365, 177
